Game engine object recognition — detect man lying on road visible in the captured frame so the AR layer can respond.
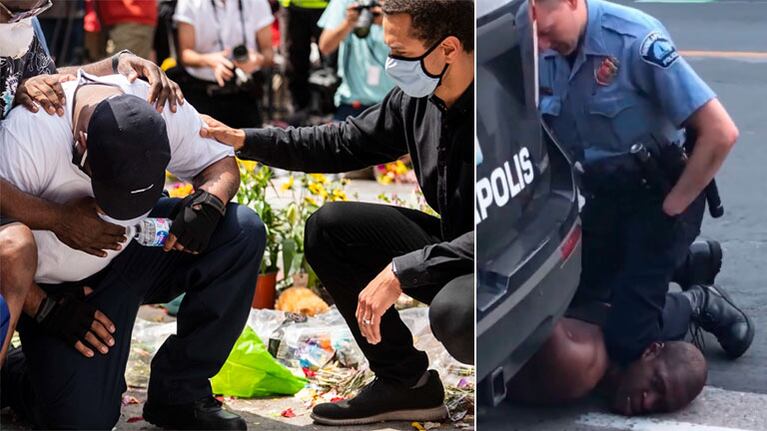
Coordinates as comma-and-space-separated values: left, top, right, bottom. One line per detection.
508, 315, 707, 416
507, 246, 753, 416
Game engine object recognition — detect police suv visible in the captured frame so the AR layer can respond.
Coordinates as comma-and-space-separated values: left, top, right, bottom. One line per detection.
476, 0, 583, 407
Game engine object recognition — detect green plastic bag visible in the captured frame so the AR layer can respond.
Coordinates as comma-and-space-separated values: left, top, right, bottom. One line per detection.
211, 326, 307, 398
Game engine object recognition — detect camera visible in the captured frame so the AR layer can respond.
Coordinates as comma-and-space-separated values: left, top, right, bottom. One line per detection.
232, 44, 249, 63
230, 44, 251, 87
353, 0, 380, 39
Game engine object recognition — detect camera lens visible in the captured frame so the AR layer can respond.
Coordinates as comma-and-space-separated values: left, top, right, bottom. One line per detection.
233, 44, 248, 63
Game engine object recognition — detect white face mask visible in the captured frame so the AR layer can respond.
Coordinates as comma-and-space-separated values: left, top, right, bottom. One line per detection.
98, 210, 151, 228
384, 37, 449, 98
0, 18, 35, 59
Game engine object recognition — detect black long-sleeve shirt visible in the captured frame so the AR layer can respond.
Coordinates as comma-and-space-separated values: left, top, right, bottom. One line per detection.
237, 84, 474, 290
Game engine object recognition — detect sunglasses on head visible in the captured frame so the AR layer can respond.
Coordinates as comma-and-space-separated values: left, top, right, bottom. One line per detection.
0, 0, 52, 23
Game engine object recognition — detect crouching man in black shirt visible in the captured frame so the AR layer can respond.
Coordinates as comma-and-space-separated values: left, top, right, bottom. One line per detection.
200, 0, 474, 425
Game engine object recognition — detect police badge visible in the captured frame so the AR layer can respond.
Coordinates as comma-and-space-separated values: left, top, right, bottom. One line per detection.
595, 56, 619, 86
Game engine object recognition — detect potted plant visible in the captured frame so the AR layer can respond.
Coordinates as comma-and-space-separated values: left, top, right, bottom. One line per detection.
277, 173, 352, 301
237, 162, 283, 309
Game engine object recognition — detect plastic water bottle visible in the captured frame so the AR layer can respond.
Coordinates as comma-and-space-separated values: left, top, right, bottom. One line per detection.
128, 218, 172, 247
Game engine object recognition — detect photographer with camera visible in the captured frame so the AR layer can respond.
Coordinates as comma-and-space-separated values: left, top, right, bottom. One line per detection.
317, 0, 394, 121
174, 0, 274, 127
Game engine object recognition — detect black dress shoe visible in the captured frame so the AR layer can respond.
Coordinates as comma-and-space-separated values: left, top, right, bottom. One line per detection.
673, 240, 722, 290
143, 396, 246, 430
311, 370, 448, 426
684, 284, 755, 359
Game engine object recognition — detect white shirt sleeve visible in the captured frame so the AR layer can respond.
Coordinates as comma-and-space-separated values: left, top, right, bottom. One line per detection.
250, 0, 275, 32
173, 0, 198, 26
163, 99, 236, 182
0, 110, 61, 196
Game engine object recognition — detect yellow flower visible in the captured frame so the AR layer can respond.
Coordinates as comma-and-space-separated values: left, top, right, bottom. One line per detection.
331, 189, 348, 201
168, 183, 194, 198
379, 174, 393, 185
308, 173, 328, 184
237, 159, 257, 172
304, 196, 318, 206
281, 175, 295, 191
308, 182, 327, 197
394, 160, 408, 175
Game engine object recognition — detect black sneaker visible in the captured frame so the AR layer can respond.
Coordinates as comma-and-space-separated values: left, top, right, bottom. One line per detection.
142, 396, 246, 430
311, 370, 448, 426
673, 240, 722, 290
685, 284, 755, 359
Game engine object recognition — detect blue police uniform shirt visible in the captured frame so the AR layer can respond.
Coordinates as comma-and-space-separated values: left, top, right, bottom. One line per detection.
520, 0, 716, 163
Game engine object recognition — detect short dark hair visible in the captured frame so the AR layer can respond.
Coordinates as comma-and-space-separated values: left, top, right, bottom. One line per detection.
382, 0, 474, 52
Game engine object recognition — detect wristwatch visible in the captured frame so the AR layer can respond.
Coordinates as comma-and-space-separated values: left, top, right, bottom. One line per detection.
111, 49, 134, 74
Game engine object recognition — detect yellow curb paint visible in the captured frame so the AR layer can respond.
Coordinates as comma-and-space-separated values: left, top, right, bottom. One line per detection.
680, 50, 767, 59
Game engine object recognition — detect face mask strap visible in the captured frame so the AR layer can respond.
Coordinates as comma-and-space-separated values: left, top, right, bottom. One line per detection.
388, 35, 449, 61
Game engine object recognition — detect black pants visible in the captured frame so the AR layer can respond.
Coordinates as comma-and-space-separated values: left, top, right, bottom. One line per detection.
575, 190, 705, 364
304, 202, 473, 386
181, 77, 263, 128
283, 5, 324, 111
6, 199, 265, 429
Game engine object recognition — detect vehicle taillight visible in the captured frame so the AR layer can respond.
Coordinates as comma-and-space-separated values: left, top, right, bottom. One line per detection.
561, 223, 581, 262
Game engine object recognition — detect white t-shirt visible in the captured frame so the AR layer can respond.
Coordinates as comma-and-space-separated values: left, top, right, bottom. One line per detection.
173, 0, 274, 82
0, 72, 234, 284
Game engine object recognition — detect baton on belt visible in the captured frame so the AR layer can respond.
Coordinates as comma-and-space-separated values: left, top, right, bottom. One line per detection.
684, 129, 725, 218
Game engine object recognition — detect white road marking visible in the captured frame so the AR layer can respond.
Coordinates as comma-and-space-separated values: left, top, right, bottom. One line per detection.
576, 413, 755, 431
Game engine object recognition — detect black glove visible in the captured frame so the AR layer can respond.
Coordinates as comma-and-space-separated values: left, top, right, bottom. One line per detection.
35, 289, 97, 347
170, 189, 227, 253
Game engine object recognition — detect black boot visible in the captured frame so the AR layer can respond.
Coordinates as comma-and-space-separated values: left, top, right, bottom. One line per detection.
311, 370, 448, 426
683, 284, 755, 359
673, 240, 722, 290
143, 396, 246, 430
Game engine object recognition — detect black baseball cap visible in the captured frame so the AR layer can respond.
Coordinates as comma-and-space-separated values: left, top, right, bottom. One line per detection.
87, 94, 171, 221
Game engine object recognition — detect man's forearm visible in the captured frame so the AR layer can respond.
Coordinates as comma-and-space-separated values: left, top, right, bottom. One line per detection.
318, 21, 353, 55
59, 57, 113, 76
0, 179, 61, 230
192, 157, 241, 204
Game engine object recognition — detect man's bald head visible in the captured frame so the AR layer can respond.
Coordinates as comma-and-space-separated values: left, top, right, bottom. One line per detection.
611, 341, 706, 416
658, 341, 708, 411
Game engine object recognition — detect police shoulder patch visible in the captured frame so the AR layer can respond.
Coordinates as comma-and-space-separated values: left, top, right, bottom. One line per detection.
639, 31, 679, 69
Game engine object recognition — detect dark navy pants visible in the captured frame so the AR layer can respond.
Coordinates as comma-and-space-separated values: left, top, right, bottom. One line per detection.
7, 199, 265, 429
574, 190, 706, 365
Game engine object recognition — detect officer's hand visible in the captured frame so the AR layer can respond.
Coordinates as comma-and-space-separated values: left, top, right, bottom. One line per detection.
116, 53, 185, 113
662, 194, 686, 218
356, 263, 402, 345
199, 114, 246, 151
53, 197, 127, 258
166, 189, 226, 254
13, 73, 76, 116
34, 287, 116, 358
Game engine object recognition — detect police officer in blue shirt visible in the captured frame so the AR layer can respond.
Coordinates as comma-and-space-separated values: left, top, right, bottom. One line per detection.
518, 0, 753, 368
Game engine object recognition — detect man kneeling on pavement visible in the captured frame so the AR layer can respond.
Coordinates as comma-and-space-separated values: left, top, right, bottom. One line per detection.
0, 70, 266, 429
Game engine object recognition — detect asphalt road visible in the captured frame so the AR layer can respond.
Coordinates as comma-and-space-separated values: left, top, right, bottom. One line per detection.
480, 0, 767, 429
